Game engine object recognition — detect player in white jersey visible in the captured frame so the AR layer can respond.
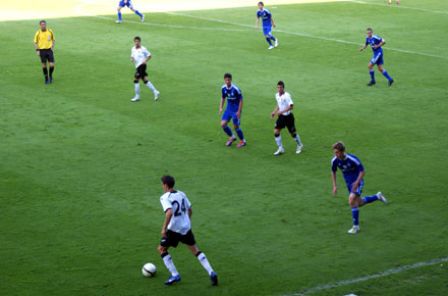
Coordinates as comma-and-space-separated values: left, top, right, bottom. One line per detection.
271, 81, 304, 156
130, 36, 159, 102
157, 175, 218, 286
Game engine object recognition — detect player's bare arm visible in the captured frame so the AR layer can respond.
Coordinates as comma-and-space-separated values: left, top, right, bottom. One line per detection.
271, 17, 276, 28
372, 40, 386, 49
237, 99, 243, 118
161, 208, 173, 237
271, 106, 279, 118
256, 17, 260, 28
142, 55, 151, 65
219, 97, 225, 114
359, 44, 368, 52
188, 208, 192, 218
332, 171, 338, 196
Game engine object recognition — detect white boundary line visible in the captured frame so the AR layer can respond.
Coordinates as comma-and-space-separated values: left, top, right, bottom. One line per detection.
282, 256, 448, 296
349, 0, 448, 15
167, 12, 448, 60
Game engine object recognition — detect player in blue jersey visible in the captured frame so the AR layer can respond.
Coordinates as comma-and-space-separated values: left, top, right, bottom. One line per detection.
360, 28, 394, 87
116, 0, 144, 23
219, 73, 247, 148
331, 142, 388, 234
256, 2, 279, 50
388, 0, 400, 5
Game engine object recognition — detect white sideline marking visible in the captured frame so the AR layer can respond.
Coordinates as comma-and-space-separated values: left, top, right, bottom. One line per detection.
349, 0, 448, 15
168, 12, 448, 61
282, 256, 448, 296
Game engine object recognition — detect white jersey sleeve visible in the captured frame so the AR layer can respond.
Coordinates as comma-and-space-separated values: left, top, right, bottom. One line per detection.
142, 46, 151, 58
160, 193, 172, 212
284, 92, 294, 106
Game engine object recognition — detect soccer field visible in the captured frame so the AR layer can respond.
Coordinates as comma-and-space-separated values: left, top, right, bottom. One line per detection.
1, 0, 447, 295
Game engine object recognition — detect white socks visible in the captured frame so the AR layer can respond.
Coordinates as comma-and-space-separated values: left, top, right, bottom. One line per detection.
294, 134, 303, 146
134, 83, 140, 96
162, 254, 179, 276
197, 252, 214, 275
275, 135, 283, 148
145, 81, 158, 94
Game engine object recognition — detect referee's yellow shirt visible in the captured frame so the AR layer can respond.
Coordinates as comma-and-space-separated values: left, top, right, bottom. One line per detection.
34, 29, 55, 49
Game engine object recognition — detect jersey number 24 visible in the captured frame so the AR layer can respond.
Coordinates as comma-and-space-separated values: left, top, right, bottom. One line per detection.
172, 199, 187, 216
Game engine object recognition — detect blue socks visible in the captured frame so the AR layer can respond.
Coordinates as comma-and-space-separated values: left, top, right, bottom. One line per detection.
236, 128, 245, 141
135, 10, 143, 17
369, 69, 375, 82
266, 37, 273, 46
382, 70, 393, 82
118, 12, 122, 21
223, 126, 233, 137
362, 194, 379, 204
351, 208, 359, 226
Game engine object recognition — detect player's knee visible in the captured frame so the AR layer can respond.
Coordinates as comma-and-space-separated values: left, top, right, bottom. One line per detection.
221, 122, 227, 128
157, 245, 165, 254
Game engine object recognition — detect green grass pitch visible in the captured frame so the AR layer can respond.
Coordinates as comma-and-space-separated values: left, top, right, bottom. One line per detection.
1, 0, 447, 295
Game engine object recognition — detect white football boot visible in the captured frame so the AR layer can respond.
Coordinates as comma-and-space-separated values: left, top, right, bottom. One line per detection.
131, 95, 140, 102
296, 145, 303, 154
116, 20, 122, 24
268, 45, 274, 50
348, 226, 360, 234
154, 91, 160, 101
273, 147, 285, 156
274, 39, 279, 48
377, 192, 388, 204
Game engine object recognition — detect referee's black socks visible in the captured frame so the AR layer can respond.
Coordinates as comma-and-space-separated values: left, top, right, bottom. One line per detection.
49, 66, 54, 77
42, 67, 48, 77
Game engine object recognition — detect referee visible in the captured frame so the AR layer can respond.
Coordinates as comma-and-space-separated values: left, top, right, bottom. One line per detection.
34, 20, 55, 84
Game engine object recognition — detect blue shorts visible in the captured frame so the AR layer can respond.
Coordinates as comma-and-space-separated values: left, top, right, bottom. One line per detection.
370, 52, 384, 65
119, 0, 132, 8
263, 26, 272, 36
222, 110, 240, 126
347, 180, 364, 196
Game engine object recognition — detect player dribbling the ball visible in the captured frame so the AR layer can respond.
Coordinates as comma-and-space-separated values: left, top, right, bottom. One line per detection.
157, 175, 218, 286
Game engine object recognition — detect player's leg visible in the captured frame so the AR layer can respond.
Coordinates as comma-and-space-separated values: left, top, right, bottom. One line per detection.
221, 114, 236, 146
158, 233, 181, 285
143, 74, 160, 101
367, 61, 376, 86
286, 115, 303, 154
47, 51, 55, 83
263, 27, 274, 49
131, 71, 141, 101
182, 231, 218, 286
267, 32, 278, 48
377, 62, 394, 86
116, 3, 124, 23
129, 4, 144, 21
233, 116, 246, 148
41, 62, 49, 84
348, 192, 362, 234
273, 118, 285, 155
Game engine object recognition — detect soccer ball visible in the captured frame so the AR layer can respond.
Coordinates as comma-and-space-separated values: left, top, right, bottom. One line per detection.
142, 263, 157, 277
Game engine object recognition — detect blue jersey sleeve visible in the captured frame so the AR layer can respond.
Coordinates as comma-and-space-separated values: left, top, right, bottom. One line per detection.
331, 158, 338, 172
236, 88, 243, 100
221, 87, 226, 99
348, 155, 364, 172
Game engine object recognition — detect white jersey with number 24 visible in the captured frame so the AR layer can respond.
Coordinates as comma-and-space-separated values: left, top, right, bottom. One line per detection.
160, 191, 192, 235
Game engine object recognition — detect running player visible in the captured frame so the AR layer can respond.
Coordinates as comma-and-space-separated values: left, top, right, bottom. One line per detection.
116, 0, 144, 23
271, 81, 303, 156
360, 28, 394, 87
130, 36, 160, 102
219, 73, 247, 148
33, 20, 55, 84
157, 175, 218, 286
331, 142, 388, 234
256, 2, 279, 50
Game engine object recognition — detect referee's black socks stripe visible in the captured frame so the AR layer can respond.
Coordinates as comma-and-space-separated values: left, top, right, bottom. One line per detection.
42, 67, 48, 76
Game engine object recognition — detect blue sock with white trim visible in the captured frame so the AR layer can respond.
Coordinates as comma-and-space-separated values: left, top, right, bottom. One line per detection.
236, 128, 245, 141
135, 10, 143, 17
369, 69, 375, 82
352, 208, 359, 226
118, 12, 122, 21
382, 69, 393, 81
362, 194, 379, 204
223, 126, 233, 137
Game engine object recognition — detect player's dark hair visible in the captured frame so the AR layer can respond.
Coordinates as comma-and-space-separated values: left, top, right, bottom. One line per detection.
277, 80, 285, 87
224, 73, 232, 80
134, 36, 141, 41
367, 27, 373, 32
332, 141, 346, 152
161, 175, 175, 188
258, 1, 264, 6
39, 20, 46, 24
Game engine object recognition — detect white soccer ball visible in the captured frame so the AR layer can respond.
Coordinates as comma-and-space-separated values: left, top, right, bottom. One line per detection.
142, 263, 157, 277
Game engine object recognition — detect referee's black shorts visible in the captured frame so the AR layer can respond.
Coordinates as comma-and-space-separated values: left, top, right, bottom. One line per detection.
135, 64, 148, 79
160, 230, 196, 248
39, 49, 54, 63
275, 113, 297, 134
